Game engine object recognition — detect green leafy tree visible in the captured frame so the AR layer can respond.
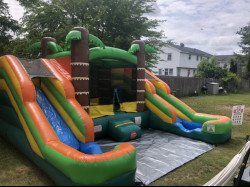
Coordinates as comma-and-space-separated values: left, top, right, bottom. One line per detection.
236, 22, 250, 79
222, 72, 240, 92
17, 0, 166, 67
194, 57, 227, 79
247, 55, 250, 77
195, 57, 241, 91
237, 22, 250, 54
0, 0, 20, 56
6, 38, 35, 58
229, 57, 237, 73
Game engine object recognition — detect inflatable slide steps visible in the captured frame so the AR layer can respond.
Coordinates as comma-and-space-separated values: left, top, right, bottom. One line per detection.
108, 118, 142, 142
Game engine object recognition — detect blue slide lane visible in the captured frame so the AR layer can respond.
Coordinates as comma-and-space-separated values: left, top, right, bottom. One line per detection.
36, 88, 80, 150
36, 88, 102, 154
174, 118, 202, 133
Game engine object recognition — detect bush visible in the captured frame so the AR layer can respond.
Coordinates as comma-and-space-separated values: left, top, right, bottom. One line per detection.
222, 72, 240, 92
194, 57, 227, 79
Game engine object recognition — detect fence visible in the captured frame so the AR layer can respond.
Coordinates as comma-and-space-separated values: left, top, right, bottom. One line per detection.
157, 76, 214, 97
157, 76, 250, 97
239, 79, 250, 90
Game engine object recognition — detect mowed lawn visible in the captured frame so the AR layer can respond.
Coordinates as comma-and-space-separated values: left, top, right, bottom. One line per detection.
0, 91, 250, 186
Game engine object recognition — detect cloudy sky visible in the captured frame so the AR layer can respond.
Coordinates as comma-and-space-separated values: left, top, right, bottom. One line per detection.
5, 0, 250, 55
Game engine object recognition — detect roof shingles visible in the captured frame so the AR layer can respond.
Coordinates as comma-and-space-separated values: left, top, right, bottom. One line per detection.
169, 44, 212, 57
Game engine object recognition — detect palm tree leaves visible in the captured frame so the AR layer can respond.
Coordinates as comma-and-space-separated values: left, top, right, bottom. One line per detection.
65, 30, 105, 48
145, 44, 157, 54
28, 41, 63, 54
128, 44, 140, 54
29, 31, 106, 56
28, 41, 41, 53
65, 30, 82, 44
47, 41, 63, 53
128, 43, 157, 55
89, 34, 105, 48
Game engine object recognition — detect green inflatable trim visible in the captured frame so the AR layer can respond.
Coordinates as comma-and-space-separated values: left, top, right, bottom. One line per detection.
65, 30, 81, 44
0, 69, 46, 150
28, 41, 63, 54
65, 31, 105, 48
47, 47, 138, 66
0, 70, 137, 185
0, 118, 136, 186
0, 91, 22, 129
145, 44, 157, 54
149, 112, 231, 144
155, 88, 231, 134
43, 145, 136, 185
156, 88, 195, 120
89, 34, 105, 48
201, 120, 232, 134
108, 118, 142, 142
145, 91, 174, 119
93, 111, 150, 139
41, 78, 137, 184
128, 44, 140, 54
47, 51, 70, 58
41, 78, 85, 137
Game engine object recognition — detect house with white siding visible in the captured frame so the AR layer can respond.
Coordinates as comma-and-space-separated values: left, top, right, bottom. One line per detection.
153, 43, 212, 77
215, 55, 235, 70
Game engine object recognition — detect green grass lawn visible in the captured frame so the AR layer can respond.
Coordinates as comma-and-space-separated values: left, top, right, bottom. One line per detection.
1, 91, 250, 186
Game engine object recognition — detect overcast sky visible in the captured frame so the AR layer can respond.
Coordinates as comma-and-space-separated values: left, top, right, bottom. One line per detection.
5, 0, 250, 55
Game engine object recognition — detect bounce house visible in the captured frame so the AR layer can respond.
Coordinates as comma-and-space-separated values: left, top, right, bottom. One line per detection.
0, 27, 232, 185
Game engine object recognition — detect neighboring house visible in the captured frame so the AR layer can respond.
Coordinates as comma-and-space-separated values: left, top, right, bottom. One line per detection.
215, 55, 235, 70
153, 43, 212, 77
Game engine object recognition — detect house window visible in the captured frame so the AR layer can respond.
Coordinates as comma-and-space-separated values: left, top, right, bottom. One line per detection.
177, 69, 181, 76
164, 68, 169, 76
159, 69, 162, 75
193, 69, 196, 75
164, 68, 173, 76
187, 69, 191, 77
169, 69, 173, 76
197, 55, 199, 61
167, 53, 172, 61
188, 54, 191, 60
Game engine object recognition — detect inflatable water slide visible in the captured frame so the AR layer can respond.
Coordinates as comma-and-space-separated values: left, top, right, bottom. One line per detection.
144, 70, 232, 143
0, 55, 136, 186
0, 27, 232, 185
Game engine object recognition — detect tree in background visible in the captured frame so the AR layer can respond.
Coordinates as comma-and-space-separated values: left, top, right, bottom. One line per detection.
237, 22, 250, 54
194, 57, 227, 79
221, 71, 240, 92
233, 53, 249, 79
236, 21, 250, 78
195, 57, 240, 91
16, 0, 166, 68
229, 57, 237, 74
0, 0, 20, 56
247, 55, 250, 77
